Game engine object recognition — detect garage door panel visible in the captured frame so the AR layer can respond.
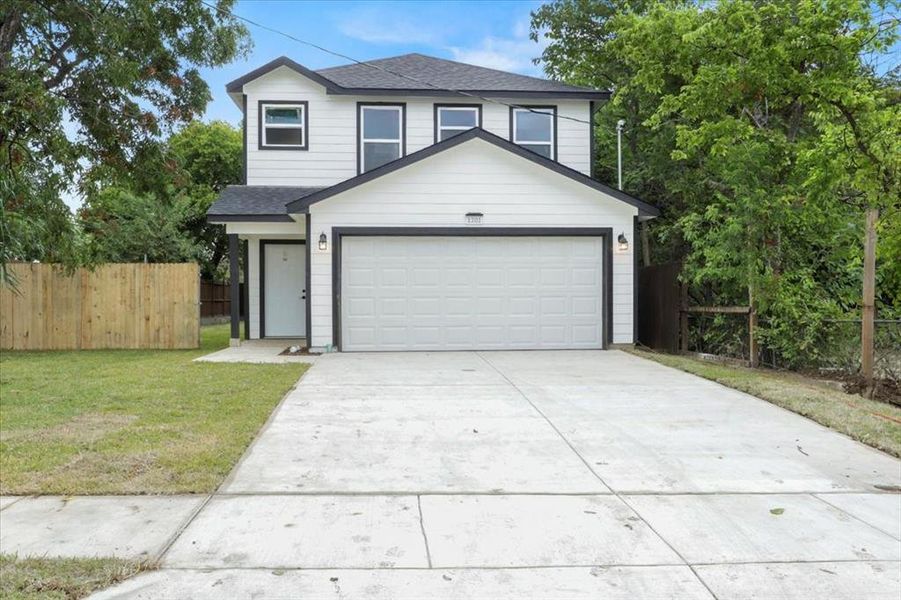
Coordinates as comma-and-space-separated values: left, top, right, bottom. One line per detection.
341, 235, 604, 351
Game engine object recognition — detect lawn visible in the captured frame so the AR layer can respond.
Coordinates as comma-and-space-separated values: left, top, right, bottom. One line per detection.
0, 325, 309, 495
628, 349, 901, 458
0, 555, 149, 600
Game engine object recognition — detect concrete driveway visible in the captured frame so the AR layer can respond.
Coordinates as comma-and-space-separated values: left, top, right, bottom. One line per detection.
99, 350, 899, 598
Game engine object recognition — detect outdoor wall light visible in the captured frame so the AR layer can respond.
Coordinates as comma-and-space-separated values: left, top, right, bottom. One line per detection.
318, 232, 328, 251
617, 232, 629, 252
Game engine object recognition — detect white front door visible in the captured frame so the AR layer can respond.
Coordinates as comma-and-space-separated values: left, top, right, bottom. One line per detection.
340, 235, 604, 351
263, 242, 306, 338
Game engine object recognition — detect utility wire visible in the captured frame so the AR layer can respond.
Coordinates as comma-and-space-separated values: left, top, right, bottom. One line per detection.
200, 0, 601, 126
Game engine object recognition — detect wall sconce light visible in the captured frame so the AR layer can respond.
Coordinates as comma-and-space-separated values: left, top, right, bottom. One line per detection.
318, 232, 328, 251
617, 232, 629, 252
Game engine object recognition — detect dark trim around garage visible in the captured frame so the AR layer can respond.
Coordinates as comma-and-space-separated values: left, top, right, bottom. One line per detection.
330, 227, 614, 351
259, 239, 307, 340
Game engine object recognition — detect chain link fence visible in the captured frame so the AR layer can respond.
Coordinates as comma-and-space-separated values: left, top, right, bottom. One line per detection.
684, 314, 900, 383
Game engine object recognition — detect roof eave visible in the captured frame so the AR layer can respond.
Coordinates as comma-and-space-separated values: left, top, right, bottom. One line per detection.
207, 214, 295, 223
324, 88, 611, 100
225, 56, 340, 94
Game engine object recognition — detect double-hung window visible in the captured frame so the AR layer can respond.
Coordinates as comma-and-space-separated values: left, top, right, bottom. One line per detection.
359, 104, 405, 173
511, 106, 556, 159
435, 104, 481, 142
259, 102, 308, 150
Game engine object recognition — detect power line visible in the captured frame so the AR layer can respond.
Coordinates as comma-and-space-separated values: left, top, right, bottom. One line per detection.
199, 0, 599, 126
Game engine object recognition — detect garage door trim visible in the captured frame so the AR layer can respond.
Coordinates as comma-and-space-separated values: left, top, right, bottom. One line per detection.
331, 227, 613, 351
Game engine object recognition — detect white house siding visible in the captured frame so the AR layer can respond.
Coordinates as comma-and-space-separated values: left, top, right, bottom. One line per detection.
242, 66, 592, 187
308, 138, 636, 348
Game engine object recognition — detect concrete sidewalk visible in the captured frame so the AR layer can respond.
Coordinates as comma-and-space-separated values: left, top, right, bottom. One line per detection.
1, 350, 899, 599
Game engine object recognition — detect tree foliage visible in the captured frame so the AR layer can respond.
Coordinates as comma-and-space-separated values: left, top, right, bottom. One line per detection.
78, 120, 242, 279
533, 0, 900, 366
0, 0, 249, 281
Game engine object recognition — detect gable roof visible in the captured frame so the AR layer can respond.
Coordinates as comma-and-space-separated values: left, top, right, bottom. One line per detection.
286, 128, 659, 217
226, 54, 609, 100
207, 185, 325, 222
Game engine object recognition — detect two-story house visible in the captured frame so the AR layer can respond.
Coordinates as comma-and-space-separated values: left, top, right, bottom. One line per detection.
208, 53, 659, 352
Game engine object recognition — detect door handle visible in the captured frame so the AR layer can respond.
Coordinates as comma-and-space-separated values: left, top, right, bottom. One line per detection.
301, 289, 307, 300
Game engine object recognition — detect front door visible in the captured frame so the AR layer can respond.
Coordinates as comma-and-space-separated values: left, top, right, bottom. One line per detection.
262, 242, 306, 338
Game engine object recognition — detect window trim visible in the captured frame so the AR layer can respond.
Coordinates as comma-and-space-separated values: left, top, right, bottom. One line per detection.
509, 105, 557, 160
357, 102, 406, 174
433, 103, 482, 143
258, 100, 309, 150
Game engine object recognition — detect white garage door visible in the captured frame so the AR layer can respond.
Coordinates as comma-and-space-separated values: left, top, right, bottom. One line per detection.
340, 235, 605, 351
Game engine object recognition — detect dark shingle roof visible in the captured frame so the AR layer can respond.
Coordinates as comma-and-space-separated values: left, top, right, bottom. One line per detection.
315, 53, 603, 95
226, 55, 609, 99
207, 186, 325, 221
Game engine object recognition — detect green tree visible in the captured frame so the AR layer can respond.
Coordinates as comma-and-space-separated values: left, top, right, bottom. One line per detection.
533, 0, 900, 366
79, 186, 198, 263
169, 120, 242, 279
80, 120, 242, 278
0, 0, 249, 282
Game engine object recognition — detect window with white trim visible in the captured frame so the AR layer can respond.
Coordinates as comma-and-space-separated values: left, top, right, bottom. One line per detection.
260, 102, 307, 149
436, 105, 480, 141
360, 104, 404, 172
512, 107, 555, 159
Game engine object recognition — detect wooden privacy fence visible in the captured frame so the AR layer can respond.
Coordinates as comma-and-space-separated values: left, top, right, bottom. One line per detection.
638, 261, 757, 365
0, 263, 200, 350
200, 281, 230, 318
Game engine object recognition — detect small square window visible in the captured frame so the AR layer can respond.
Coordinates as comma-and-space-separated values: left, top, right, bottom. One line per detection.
436, 105, 480, 142
260, 102, 307, 150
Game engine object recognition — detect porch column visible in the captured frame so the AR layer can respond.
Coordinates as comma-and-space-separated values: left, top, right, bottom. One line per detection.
228, 233, 240, 346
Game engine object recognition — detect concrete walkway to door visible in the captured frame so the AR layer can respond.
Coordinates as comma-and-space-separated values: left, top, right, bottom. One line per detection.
5, 350, 900, 598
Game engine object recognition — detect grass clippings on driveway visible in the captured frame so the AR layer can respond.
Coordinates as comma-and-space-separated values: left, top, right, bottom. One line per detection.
0, 554, 149, 600
628, 349, 901, 458
0, 325, 308, 495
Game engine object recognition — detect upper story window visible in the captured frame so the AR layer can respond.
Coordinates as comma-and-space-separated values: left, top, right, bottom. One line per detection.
511, 106, 556, 159
359, 104, 405, 173
259, 101, 308, 150
435, 104, 481, 142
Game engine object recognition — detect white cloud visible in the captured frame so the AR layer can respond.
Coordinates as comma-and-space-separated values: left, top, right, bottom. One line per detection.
447, 19, 547, 76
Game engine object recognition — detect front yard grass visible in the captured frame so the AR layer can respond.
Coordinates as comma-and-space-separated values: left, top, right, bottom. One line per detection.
0, 325, 308, 495
628, 349, 901, 458
0, 554, 150, 600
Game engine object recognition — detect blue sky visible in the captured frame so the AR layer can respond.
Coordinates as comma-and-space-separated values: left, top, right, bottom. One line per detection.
201, 0, 548, 124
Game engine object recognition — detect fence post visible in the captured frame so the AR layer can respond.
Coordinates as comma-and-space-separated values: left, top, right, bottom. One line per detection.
748, 308, 758, 368
679, 281, 689, 353
861, 207, 878, 393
